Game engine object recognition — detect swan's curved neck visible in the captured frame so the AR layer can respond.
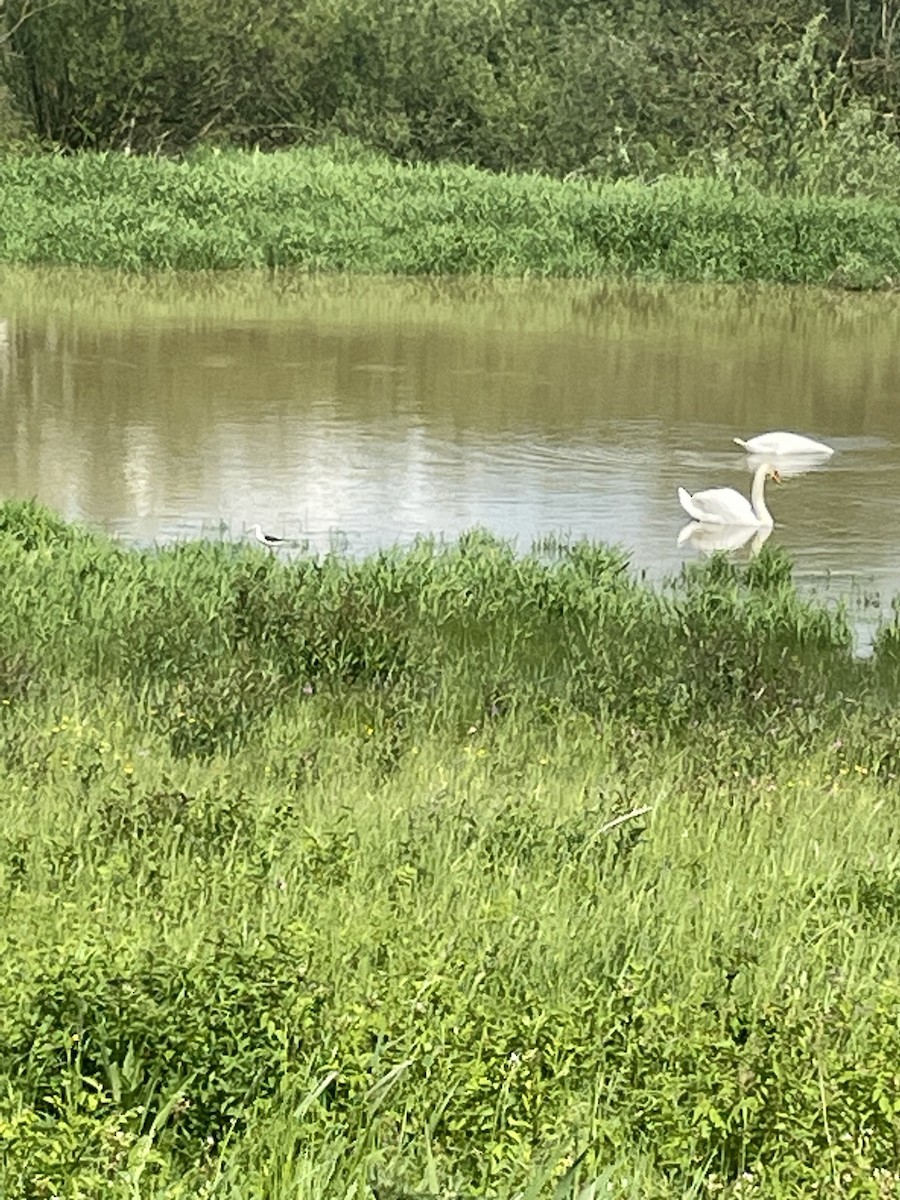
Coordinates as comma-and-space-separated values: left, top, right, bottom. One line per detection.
750, 463, 773, 526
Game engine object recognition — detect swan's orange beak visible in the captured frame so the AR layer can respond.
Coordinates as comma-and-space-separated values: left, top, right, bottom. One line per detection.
771, 469, 782, 484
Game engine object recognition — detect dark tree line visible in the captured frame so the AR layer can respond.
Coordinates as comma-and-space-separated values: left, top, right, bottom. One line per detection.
2, 0, 900, 185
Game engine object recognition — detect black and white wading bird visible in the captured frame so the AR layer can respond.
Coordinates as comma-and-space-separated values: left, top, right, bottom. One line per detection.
250, 523, 285, 550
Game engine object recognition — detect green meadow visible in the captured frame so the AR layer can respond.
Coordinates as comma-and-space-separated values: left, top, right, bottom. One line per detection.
3, 0, 899, 1190
3, 500, 900, 1196
0, 147, 898, 286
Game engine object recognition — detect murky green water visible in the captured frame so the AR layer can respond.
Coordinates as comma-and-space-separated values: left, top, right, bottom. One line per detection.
2, 268, 899, 639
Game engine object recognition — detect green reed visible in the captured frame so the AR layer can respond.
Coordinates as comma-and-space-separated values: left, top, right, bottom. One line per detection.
3, 501, 900, 1197
0, 147, 898, 286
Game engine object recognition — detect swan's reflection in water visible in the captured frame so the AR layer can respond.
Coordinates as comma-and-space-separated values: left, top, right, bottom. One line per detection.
677, 522, 773, 557
741, 451, 833, 480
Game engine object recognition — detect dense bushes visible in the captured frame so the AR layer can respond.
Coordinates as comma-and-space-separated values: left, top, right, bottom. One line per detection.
4, 0, 900, 194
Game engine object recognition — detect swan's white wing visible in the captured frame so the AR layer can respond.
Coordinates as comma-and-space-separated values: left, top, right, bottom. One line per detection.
681, 485, 758, 526
735, 431, 833, 456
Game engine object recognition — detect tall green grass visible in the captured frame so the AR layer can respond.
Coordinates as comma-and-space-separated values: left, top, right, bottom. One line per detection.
3, 500, 900, 1196
1, 147, 899, 285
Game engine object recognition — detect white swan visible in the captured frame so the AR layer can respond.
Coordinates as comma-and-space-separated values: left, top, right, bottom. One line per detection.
678, 462, 781, 527
733, 431, 833, 457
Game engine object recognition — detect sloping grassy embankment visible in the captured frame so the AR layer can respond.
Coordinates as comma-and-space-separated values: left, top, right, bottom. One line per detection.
1, 146, 899, 286
3, 501, 900, 1196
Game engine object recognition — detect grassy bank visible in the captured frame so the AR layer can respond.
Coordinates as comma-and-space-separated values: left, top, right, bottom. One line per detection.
2, 147, 900, 286
3, 500, 900, 1196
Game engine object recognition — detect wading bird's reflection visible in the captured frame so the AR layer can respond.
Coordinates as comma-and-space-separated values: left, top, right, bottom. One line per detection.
677, 521, 773, 557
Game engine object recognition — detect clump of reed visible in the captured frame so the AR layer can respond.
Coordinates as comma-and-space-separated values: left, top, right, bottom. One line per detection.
0, 148, 898, 287
3, 500, 900, 1197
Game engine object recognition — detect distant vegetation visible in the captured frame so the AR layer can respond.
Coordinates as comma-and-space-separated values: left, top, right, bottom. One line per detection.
4, 0, 900, 200
0, 146, 898, 285
4, 500, 900, 1194
3, 1, 900, 285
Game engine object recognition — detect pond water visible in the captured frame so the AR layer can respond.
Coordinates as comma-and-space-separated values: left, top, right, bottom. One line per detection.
1, 269, 899, 644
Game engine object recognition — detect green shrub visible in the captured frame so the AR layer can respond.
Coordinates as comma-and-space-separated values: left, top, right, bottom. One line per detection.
4, 0, 900, 196
4, 947, 326, 1149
